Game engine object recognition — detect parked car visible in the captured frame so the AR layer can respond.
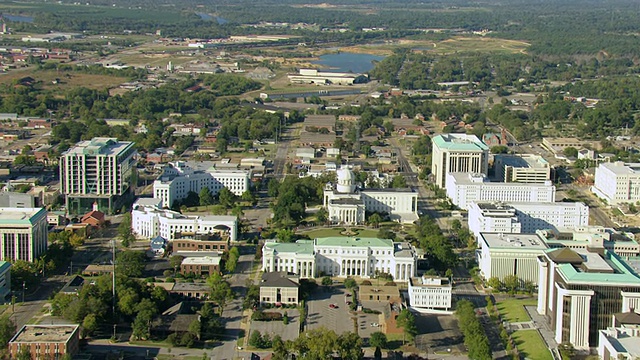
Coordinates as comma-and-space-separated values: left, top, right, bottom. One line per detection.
329, 304, 338, 309
370, 322, 379, 327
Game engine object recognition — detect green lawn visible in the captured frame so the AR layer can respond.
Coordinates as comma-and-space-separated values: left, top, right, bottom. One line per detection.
495, 297, 537, 323
301, 228, 379, 238
511, 330, 553, 360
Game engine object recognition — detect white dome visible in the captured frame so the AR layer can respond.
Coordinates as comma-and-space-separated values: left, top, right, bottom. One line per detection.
336, 167, 356, 193
337, 168, 354, 182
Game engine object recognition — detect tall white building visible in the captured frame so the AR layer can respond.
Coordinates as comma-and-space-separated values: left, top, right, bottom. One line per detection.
493, 154, 551, 183
0, 207, 48, 262
408, 275, 452, 311
262, 237, 417, 282
468, 201, 589, 238
153, 161, 250, 207
59, 138, 136, 214
131, 198, 238, 241
592, 162, 640, 205
323, 167, 418, 224
431, 134, 489, 188
445, 173, 555, 209
477, 232, 547, 284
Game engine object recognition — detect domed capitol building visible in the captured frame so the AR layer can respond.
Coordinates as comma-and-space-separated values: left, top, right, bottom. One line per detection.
323, 167, 418, 224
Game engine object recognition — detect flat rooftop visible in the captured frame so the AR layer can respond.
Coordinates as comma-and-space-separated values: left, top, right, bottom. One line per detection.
598, 162, 640, 175
0, 207, 45, 225
63, 137, 133, 156
554, 250, 640, 285
10, 325, 79, 344
448, 172, 553, 187
432, 133, 489, 151
182, 256, 221, 265
304, 115, 335, 127
495, 154, 549, 168
480, 233, 548, 250
315, 237, 393, 248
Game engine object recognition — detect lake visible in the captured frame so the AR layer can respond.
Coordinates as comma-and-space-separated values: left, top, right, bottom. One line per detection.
4, 14, 34, 23
312, 52, 385, 73
196, 13, 228, 24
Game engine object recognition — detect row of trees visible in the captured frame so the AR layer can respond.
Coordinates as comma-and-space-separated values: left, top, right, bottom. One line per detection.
414, 216, 458, 272
269, 327, 364, 360
456, 300, 492, 360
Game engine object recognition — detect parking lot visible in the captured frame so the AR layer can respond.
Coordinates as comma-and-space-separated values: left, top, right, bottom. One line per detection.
307, 287, 382, 339
249, 309, 300, 341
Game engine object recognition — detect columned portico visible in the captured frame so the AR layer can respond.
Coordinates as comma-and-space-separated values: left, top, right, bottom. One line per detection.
554, 285, 594, 350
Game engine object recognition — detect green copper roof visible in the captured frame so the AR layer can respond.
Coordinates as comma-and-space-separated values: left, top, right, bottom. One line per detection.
315, 237, 393, 248
264, 240, 314, 255
432, 134, 489, 151
554, 250, 640, 285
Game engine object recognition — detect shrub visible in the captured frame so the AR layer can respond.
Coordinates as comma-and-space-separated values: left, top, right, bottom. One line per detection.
363, 308, 381, 315
251, 310, 283, 321
361, 280, 372, 286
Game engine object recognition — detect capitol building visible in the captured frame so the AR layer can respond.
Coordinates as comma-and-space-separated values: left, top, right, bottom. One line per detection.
323, 167, 418, 224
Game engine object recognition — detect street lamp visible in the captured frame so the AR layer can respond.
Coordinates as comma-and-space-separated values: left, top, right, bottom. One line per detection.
21, 281, 25, 303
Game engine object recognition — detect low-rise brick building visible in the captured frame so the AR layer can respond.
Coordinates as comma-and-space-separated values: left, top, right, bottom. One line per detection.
9, 324, 80, 360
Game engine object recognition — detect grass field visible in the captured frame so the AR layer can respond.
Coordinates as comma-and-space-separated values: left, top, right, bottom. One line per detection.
301, 228, 379, 238
511, 330, 553, 360
0, 69, 127, 90
495, 297, 537, 323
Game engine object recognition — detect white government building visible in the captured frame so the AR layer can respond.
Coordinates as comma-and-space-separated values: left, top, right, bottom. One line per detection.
323, 167, 418, 224
153, 161, 250, 208
445, 173, 556, 209
0, 207, 48, 262
468, 201, 589, 238
493, 154, 551, 183
592, 162, 640, 205
131, 198, 238, 241
431, 133, 489, 188
262, 237, 418, 282
408, 275, 452, 311
477, 226, 640, 284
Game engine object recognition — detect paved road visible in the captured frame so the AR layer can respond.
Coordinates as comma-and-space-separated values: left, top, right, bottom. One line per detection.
209, 253, 254, 360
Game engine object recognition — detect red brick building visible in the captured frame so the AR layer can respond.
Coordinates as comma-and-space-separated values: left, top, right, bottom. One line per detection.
9, 324, 80, 360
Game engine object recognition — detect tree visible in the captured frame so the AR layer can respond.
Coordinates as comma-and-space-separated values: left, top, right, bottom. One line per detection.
368, 213, 382, 228
445, 269, 454, 281
231, 205, 244, 218
487, 277, 502, 290
389, 175, 407, 188
170, 255, 184, 275
336, 332, 364, 360
118, 213, 135, 247
69, 233, 85, 247
412, 136, 432, 156
322, 276, 333, 287
503, 275, 520, 294
225, 247, 240, 273
131, 309, 154, 340
249, 330, 264, 348
241, 190, 256, 205
82, 313, 98, 339
272, 334, 289, 360
377, 228, 396, 240
563, 146, 579, 158
344, 277, 357, 290
116, 251, 146, 277
276, 228, 296, 243
0, 316, 15, 351
218, 188, 236, 209
207, 273, 234, 315
316, 207, 328, 224
199, 187, 214, 206
188, 318, 202, 341
370, 331, 388, 350
490, 145, 509, 154
396, 309, 417, 344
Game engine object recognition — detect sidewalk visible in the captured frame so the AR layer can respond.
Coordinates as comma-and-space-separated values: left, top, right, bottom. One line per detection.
524, 305, 557, 350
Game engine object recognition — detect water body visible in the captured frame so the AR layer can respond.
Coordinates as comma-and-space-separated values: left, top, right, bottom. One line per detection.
3, 14, 34, 23
195, 13, 227, 24
312, 52, 385, 73
196, 12, 212, 21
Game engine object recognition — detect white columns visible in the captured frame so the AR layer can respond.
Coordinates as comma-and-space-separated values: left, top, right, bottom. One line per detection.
621, 292, 640, 313
554, 285, 594, 349
537, 259, 549, 315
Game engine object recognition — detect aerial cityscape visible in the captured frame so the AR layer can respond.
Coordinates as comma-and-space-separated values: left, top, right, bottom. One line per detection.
0, 0, 639, 359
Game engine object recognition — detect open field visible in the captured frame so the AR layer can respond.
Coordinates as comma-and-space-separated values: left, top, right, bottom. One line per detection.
0, 69, 127, 90
495, 297, 537, 323
511, 330, 553, 360
301, 228, 379, 238
342, 36, 530, 56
